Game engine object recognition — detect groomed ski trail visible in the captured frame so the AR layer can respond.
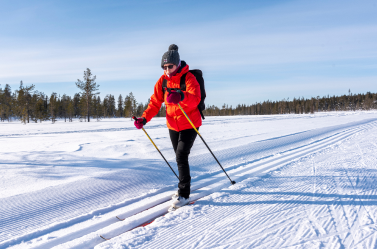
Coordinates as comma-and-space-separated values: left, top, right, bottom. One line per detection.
99, 119, 377, 249
5, 118, 375, 249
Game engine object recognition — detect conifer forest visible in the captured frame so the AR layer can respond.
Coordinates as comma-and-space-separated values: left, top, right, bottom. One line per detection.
1, 68, 376, 124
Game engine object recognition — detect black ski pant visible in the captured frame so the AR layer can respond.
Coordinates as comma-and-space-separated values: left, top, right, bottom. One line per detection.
169, 128, 198, 199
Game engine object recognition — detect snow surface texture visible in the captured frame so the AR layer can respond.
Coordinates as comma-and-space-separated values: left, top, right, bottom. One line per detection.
1, 112, 377, 248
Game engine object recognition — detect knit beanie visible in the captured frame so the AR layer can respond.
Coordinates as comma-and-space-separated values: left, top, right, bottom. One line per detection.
161, 44, 180, 68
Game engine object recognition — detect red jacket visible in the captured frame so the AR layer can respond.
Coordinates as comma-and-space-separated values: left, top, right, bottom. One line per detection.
142, 62, 202, 131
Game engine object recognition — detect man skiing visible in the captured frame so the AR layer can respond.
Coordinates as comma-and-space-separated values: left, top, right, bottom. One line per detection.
134, 44, 202, 210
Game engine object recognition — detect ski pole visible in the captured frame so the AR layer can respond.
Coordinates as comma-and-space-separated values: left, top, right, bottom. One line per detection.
132, 116, 179, 179
177, 104, 236, 185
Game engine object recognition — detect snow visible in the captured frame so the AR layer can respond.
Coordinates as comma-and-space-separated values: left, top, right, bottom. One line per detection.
1, 111, 377, 248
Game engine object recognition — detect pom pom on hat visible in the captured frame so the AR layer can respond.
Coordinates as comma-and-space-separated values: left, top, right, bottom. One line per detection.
161, 44, 180, 68
168, 44, 178, 51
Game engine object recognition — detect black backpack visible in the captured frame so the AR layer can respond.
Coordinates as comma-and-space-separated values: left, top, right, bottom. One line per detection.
162, 69, 206, 120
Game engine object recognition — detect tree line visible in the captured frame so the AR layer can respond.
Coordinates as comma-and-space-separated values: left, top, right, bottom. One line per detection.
0, 68, 165, 123
202, 90, 377, 116
1, 68, 376, 123
0, 82, 164, 123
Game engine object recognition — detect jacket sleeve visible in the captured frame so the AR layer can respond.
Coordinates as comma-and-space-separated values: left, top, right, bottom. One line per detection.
142, 77, 164, 122
180, 72, 201, 109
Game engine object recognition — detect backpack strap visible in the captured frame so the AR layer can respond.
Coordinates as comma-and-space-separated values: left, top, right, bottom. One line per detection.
162, 73, 187, 94
162, 72, 205, 120
179, 73, 187, 91
162, 79, 167, 93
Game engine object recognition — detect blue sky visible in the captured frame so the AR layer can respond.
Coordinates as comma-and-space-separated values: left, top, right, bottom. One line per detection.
0, 0, 376, 106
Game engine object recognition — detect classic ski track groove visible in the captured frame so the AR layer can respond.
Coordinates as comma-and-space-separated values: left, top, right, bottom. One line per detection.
48, 121, 376, 249
2, 120, 375, 249
172, 131, 377, 249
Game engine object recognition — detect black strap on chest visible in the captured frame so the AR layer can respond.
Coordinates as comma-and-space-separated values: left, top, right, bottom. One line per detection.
162, 73, 187, 93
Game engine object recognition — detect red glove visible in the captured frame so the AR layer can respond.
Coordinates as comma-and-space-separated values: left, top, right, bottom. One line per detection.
134, 117, 146, 129
166, 89, 184, 104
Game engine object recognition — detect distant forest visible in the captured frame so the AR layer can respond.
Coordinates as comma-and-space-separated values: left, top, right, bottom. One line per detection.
1, 69, 377, 124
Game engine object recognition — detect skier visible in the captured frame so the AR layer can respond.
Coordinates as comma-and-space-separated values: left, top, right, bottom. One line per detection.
134, 44, 202, 209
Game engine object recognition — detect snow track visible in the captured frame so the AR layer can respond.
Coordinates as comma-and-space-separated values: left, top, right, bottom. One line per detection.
1, 117, 376, 248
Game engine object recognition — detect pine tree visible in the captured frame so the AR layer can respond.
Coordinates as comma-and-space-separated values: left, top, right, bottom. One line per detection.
108, 94, 116, 117
124, 92, 137, 119
75, 68, 100, 122
15, 81, 35, 124
117, 94, 123, 117
103, 96, 109, 118
95, 96, 103, 120
91, 95, 98, 120
4, 84, 13, 121
50, 92, 58, 123
73, 93, 81, 118
61, 94, 69, 122
79, 95, 87, 121
67, 98, 74, 122
34, 92, 49, 123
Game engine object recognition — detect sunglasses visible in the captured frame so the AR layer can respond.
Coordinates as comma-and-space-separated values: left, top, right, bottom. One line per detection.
162, 65, 174, 70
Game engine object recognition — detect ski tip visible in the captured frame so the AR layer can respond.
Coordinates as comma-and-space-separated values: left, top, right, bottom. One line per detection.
100, 235, 109, 240
116, 216, 124, 221
231, 180, 236, 185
